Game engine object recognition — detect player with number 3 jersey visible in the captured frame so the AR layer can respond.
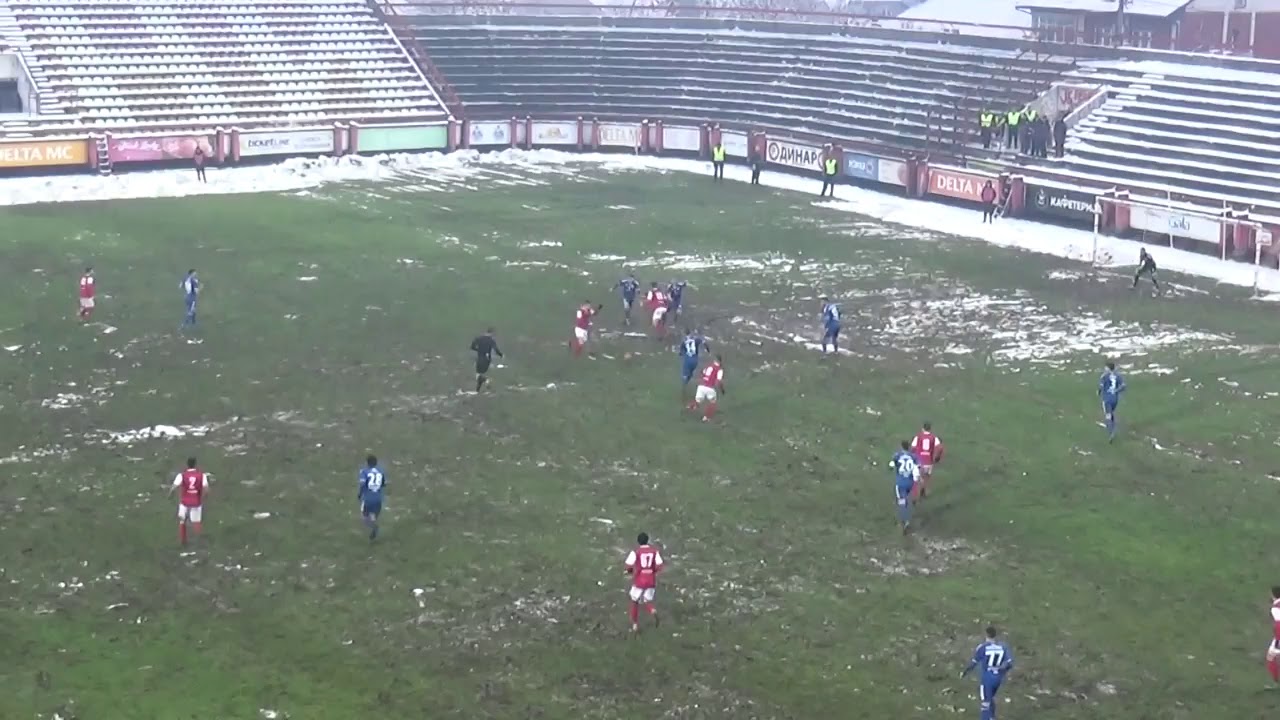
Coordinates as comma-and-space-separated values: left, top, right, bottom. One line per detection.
625, 532, 664, 633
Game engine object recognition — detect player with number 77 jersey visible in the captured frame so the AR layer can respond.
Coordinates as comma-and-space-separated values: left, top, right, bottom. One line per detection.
624, 532, 664, 634
962, 625, 1014, 720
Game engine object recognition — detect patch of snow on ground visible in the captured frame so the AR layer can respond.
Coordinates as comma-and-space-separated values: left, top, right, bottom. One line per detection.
879, 291, 1229, 365
95, 422, 230, 446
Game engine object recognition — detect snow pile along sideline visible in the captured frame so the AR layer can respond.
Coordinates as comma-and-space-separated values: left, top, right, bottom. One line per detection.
2, 148, 1278, 294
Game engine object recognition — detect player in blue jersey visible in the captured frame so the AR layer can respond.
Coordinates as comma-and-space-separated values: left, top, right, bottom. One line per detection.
179, 268, 199, 330
1098, 361, 1127, 443
613, 272, 640, 326
357, 454, 387, 541
677, 328, 708, 401
891, 440, 919, 534
667, 280, 687, 321
819, 296, 841, 354
961, 625, 1014, 720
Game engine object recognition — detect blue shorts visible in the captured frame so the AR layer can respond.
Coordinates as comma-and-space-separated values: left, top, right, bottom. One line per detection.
824, 324, 840, 339
895, 482, 914, 503
361, 499, 382, 517
681, 359, 698, 384
185, 299, 197, 313
622, 295, 635, 309
1102, 398, 1118, 416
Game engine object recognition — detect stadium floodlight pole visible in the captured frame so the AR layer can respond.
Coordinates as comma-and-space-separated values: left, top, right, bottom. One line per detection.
1091, 199, 1101, 267
1254, 235, 1263, 298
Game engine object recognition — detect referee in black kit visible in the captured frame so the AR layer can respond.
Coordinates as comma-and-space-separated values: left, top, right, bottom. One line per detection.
470, 327, 503, 392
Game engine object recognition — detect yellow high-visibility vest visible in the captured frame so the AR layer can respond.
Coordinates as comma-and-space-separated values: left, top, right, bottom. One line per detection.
980, 112, 993, 127
1007, 111, 1021, 126
824, 157, 837, 175
712, 146, 726, 162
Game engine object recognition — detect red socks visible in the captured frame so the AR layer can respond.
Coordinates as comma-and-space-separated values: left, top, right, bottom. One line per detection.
178, 523, 188, 546
629, 602, 639, 623
704, 402, 717, 420
1267, 657, 1278, 682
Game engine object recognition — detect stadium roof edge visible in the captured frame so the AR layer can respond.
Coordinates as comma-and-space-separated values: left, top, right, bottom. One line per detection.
1013, 0, 1191, 17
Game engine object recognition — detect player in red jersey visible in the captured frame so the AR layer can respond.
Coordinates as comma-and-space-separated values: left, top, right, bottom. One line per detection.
571, 300, 603, 357
167, 456, 210, 546
1267, 586, 1280, 685
77, 266, 95, 321
645, 282, 669, 339
624, 531, 664, 634
910, 421, 944, 501
688, 355, 725, 422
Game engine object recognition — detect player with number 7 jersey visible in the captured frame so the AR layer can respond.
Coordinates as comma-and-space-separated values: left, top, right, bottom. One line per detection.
624, 532, 664, 634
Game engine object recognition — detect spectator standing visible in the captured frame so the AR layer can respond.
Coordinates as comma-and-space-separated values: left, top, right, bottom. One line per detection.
979, 109, 995, 149
749, 145, 762, 185
980, 180, 998, 223
1005, 108, 1021, 151
819, 153, 839, 198
1053, 116, 1068, 158
193, 145, 207, 183
711, 141, 726, 181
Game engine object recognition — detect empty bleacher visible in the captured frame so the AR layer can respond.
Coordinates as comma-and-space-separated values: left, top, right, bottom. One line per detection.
1057, 59, 1280, 209
1, 0, 450, 134
405, 18, 1075, 156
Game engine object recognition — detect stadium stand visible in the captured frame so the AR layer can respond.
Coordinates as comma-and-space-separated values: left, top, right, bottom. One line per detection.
402, 17, 1075, 156
1053, 59, 1280, 209
0, 0, 450, 135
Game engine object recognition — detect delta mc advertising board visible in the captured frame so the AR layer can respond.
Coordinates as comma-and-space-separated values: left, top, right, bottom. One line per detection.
0, 139, 88, 168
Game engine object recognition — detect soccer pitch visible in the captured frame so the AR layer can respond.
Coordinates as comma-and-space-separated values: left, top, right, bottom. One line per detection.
2, 157, 1279, 719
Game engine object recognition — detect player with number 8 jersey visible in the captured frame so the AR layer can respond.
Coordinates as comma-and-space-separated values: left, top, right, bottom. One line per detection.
168, 456, 209, 546
624, 532, 664, 634
910, 421, 944, 501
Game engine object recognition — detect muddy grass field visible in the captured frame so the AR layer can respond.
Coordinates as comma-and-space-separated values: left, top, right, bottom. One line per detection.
3, 162, 1280, 720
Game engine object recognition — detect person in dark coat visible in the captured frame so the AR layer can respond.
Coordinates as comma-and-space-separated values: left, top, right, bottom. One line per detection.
193, 145, 207, 182
1053, 116, 1068, 158
749, 146, 762, 185
980, 180, 998, 223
